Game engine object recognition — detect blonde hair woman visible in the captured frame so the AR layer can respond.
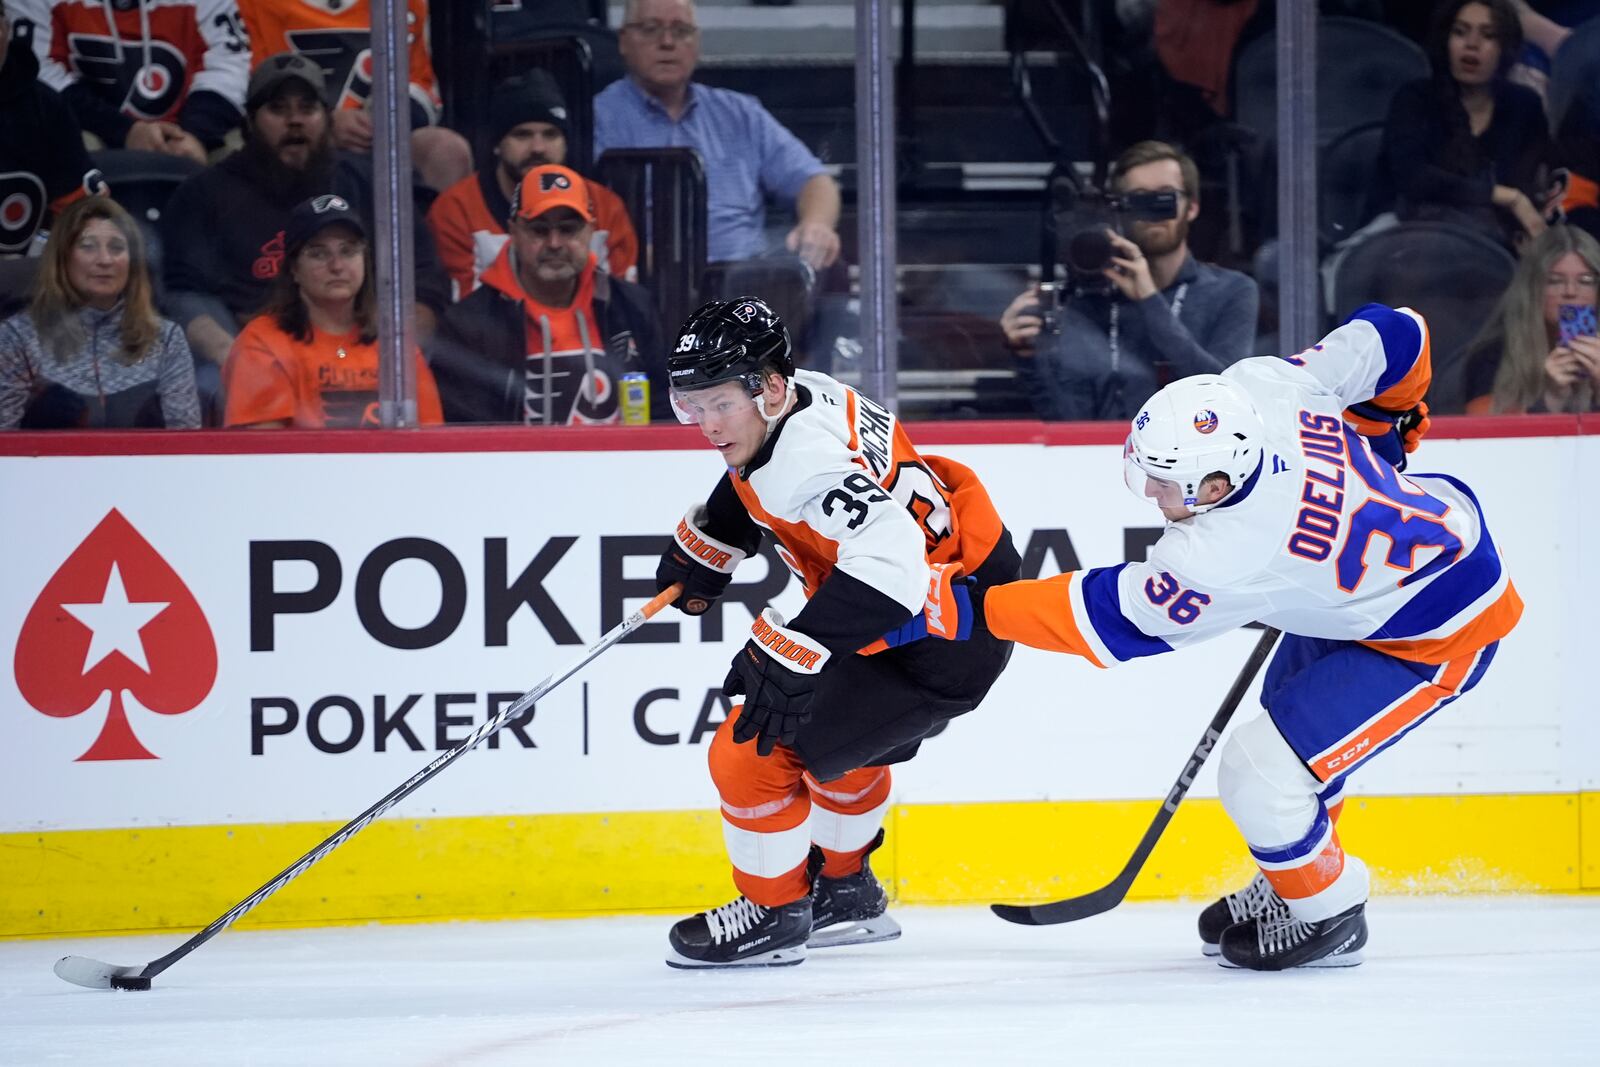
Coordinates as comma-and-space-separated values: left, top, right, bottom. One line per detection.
0, 197, 200, 428
1463, 224, 1600, 413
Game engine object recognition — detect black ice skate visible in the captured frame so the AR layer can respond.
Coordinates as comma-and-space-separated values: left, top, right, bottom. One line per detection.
1218, 902, 1367, 970
808, 830, 902, 950
665, 895, 812, 969
1198, 872, 1291, 956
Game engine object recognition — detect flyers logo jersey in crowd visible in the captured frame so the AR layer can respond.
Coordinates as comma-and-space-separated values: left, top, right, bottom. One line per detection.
732, 369, 1005, 604
222, 314, 443, 428
23, 0, 251, 125
237, 0, 440, 121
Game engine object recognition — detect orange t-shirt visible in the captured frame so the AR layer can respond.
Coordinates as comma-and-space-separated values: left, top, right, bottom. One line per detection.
237, 0, 441, 120
223, 314, 444, 427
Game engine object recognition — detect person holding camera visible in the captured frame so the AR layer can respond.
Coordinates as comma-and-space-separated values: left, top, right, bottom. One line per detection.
999, 141, 1259, 421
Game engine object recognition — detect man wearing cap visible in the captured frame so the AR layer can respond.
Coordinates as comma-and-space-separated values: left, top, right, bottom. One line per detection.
427, 70, 639, 302
429, 163, 669, 426
161, 50, 449, 414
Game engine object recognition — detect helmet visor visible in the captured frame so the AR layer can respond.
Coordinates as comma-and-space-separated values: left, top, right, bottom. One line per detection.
668, 379, 761, 426
1123, 436, 1191, 509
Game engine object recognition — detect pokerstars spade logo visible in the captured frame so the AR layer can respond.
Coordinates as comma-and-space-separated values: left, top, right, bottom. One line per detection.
14, 509, 217, 761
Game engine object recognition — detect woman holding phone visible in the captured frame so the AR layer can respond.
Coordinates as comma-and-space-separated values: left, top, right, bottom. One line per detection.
1463, 224, 1600, 413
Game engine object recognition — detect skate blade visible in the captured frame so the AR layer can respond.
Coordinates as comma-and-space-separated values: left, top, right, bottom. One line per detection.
1201, 942, 1221, 957
807, 914, 902, 949
1217, 948, 1364, 970
664, 944, 807, 970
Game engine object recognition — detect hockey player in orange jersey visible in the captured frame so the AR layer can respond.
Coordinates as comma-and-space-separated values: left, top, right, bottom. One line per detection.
654, 297, 1019, 968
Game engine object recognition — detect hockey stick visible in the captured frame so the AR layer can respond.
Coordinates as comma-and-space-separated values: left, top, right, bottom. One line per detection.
991, 626, 1281, 927
55, 583, 684, 991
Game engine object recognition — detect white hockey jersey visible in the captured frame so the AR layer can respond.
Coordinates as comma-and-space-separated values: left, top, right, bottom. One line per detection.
709, 369, 1007, 653
987, 306, 1522, 666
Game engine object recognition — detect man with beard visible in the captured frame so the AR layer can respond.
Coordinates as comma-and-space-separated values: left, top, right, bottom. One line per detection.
427, 70, 638, 302
998, 141, 1259, 421
160, 51, 448, 415
427, 164, 667, 426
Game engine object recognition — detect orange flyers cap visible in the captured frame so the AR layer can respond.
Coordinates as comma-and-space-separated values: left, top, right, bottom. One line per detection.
512, 164, 594, 223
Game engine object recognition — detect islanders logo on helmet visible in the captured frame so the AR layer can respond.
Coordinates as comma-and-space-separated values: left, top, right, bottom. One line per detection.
1193, 409, 1219, 434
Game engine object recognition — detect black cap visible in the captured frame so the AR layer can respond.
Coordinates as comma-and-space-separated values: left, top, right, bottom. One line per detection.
489, 70, 570, 144
284, 194, 366, 256
247, 52, 329, 111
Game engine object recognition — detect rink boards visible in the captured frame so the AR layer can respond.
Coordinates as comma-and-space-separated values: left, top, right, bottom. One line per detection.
2, 418, 1595, 936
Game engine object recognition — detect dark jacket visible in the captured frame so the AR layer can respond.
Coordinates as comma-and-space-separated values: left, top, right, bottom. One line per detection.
428, 263, 671, 425
0, 28, 99, 256
1017, 254, 1260, 421
160, 147, 449, 324
1376, 78, 1553, 245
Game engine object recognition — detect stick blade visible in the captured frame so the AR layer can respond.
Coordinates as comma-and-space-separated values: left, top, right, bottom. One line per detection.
990, 884, 1129, 927
54, 955, 147, 990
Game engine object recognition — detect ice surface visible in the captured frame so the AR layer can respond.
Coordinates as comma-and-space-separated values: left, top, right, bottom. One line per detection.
3, 899, 1596, 1065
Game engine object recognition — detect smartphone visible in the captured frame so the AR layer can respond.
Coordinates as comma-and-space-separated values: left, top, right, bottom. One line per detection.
1558, 303, 1597, 346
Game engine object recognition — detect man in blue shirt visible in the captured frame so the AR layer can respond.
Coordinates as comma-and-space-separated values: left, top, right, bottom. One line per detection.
593, 0, 841, 272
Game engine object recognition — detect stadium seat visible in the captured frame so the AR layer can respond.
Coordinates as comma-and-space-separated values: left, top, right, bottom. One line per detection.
1330, 222, 1515, 414
1232, 16, 1427, 148
1319, 122, 1386, 247
0, 256, 40, 321
92, 149, 204, 293
595, 148, 708, 342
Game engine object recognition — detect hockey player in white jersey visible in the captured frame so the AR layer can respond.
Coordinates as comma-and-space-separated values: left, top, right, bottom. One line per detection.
982, 303, 1522, 969
653, 297, 1020, 968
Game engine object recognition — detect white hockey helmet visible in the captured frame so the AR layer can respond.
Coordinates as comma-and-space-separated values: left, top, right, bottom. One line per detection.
1124, 374, 1263, 513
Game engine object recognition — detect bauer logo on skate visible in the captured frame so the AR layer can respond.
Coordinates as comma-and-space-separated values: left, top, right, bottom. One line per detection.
13, 509, 217, 762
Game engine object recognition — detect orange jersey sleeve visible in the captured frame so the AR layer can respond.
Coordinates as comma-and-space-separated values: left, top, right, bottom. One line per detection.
984, 572, 1107, 668
590, 182, 639, 283
426, 174, 491, 301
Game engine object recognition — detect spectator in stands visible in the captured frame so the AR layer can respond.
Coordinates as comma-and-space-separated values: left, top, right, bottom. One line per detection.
1374, 0, 1552, 248
428, 71, 639, 301
162, 52, 449, 408
0, 0, 106, 260
428, 164, 668, 425
1462, 223, 1600, 413
593, 0, 842, 273
0, 197, 200, 429
998, 140, 1258, 421
236, 0, 470, 193
223, 193, 442, 428
19, 0, 248, 162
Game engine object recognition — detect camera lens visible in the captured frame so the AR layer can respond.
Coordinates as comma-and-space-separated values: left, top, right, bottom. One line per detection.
1068, 230, 1113, 274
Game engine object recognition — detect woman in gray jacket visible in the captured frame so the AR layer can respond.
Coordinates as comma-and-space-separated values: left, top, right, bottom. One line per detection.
0, 197, 199, 429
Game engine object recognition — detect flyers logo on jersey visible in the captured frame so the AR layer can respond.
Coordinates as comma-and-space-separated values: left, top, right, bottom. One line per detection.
541, 172, 573, 192
1193, 409, 1219, 434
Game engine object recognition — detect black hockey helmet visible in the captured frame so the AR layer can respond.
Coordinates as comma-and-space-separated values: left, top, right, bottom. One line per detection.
667, 297, 794, 397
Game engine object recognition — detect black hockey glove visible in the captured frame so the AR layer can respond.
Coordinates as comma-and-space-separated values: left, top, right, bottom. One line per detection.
723, 608, 831, 756
657, 505, 752, 615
